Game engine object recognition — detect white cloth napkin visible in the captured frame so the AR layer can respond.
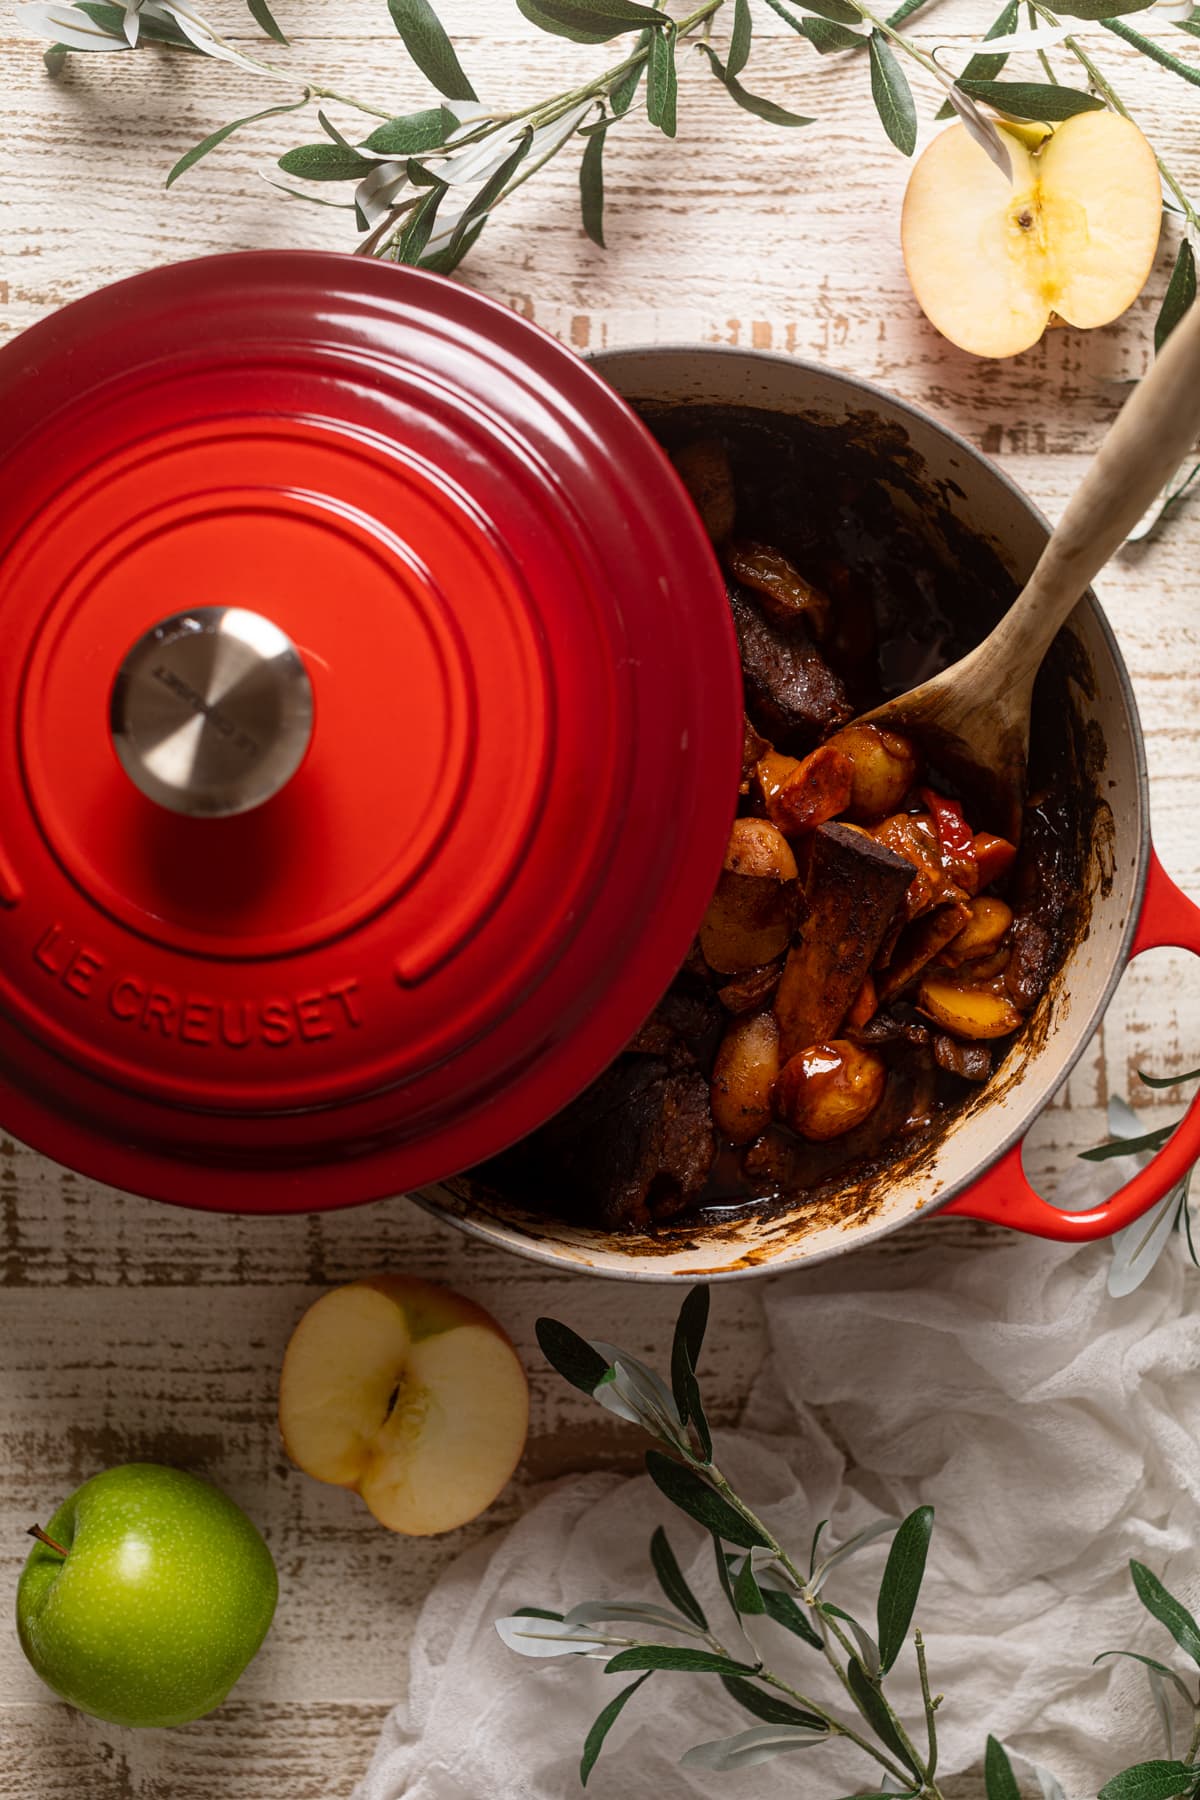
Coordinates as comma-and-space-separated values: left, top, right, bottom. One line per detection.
354, 1230, 1200, 1800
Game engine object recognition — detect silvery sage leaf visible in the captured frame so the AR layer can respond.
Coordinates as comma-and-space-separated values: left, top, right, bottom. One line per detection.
593, 1342, 684, 1439
354, 160, 409, 229
935, 0, 1016, 117
1027, 1762, 1069, 1800
495, 1615, 612, 1657
822, 1601, 881, 1675
1146, 1665, 1175, 1757
680, 1723, 829, 1770
964, 19, 1073, 51
809, 1516, 899, 1593
1107, 1181, 1186, 1297
14, 3, 128, 50
156, 0, 270, 73
564, 1599, 704, 1636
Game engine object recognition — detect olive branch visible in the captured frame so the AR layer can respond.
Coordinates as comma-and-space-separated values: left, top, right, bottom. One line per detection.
13, 0, 1200, 349
499, 1278, 1200, 1795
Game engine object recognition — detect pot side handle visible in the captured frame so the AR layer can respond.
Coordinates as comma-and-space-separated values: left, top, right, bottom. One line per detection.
941, 849, 1200, 1241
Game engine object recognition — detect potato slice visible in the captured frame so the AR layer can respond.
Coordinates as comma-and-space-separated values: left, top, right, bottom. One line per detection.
824, 724, 918, 822
942, 896, 1013, 965
775, 1039, 887, 1142
918, 977, 1023, 1040
711, 1010, 781, 1144
699, 820, 800, 975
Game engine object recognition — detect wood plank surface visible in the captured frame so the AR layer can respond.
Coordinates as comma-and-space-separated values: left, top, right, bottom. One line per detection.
2, 0, 1199, 1792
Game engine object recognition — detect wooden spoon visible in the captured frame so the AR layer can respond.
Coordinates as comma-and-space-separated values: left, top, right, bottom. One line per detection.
855, 298, 1200, 841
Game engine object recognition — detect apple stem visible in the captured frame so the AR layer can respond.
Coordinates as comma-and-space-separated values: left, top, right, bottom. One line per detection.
27, 1525, 69, 1558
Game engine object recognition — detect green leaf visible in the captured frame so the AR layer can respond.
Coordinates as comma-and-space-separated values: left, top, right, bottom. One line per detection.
610, 40, 648, 111
728, 0, 753, 76
647, 23, 678, 136
1131, 1563, 1200, 1668
581, 1674, 651, 1786
846, 1659, 922, 1780
761, 1583, 823, 1648
579, 127, 606, 247
511, 1605, 565, 1620
720, 1676, 826, 1729
649, 1527, 707, 1629
670, 1287, 711, 1458
957, 79, 1106, 119
733, 1555, 767, 1615
1140, 1064, 1200, 1089
671, 1287, 709, 1418
167, 98, 306, 188
762, 0, 862, 26
1094, 1651, 1195, 1707
713, 1534, 741, 1617
1157, 243, 1197, 355
516, 0, 666, 43
799, 16, 866, 51
420, 214, 486, 273
396, 180, 449, 264
388, 0, 478, 101
77, 1, 197, 46
696, 43, 815, 125
876, 1506, 933, 1674
605, 1645, 761, 1676
645, 1451, 769, 1548
1098, 1763, 1200, 1800
985, 1736, 1022, 1800
809, 1519, 828, 1574
937, 0, 1017, 119
246, 0, 288, 44
1081, 1125, 1174, 1162
43, 42, 70, 72
536, 1318, 613, 1395
277, 142, 377, 181
361, 106, 456, 155
867, 32, 917, 154
1054, 0, 1154, 16
1175, 15, 1200, 36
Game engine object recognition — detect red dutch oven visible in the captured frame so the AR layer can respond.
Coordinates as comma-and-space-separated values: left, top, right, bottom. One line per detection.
1, 252, 1197, 1280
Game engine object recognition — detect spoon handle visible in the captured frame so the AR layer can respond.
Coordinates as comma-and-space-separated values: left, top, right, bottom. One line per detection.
992, 298, 1200, 679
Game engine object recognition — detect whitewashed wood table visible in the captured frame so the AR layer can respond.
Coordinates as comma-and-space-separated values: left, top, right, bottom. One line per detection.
2, 3, 1199, 1793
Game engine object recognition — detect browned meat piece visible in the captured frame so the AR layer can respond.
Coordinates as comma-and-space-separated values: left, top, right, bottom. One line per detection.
672, 438, 736, 542
774, 822, 914, 1059
729, 587, 852, 753
724, 541, 832, 639
741, 713, 771, 793
875, 899, 972, 1004
849, 1004, 930, 1050
718, 959, 784, 1015
481, 1055, 715, 1233
932, 1033, 993, 1083
1004, 917, 1056, 1010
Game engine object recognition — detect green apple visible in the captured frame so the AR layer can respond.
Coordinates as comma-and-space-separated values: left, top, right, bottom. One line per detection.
16, 1463, 278, 1728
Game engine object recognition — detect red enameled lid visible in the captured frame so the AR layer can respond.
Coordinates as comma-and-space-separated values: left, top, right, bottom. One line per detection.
0, 252, 741, 1212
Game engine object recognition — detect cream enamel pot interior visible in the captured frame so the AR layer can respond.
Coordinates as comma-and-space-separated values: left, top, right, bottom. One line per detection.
412, 345, 1200, 1281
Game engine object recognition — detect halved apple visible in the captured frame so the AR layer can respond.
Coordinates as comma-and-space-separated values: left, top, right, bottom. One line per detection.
901, 111, 1162, 358
279, 1277, 529, 1536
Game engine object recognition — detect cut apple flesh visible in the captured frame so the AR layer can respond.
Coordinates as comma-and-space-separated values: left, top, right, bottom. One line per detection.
901, 112, 1162, 358
279, 1277, 529, 1537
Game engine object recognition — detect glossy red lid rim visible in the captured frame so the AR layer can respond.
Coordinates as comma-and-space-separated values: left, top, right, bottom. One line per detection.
0, 252, 742, 1210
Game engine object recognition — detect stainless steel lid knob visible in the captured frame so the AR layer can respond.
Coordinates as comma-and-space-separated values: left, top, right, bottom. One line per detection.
110, 607, 315, 818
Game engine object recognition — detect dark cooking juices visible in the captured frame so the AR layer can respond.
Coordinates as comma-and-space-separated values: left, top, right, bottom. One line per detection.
475, 408, 1089, 1235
